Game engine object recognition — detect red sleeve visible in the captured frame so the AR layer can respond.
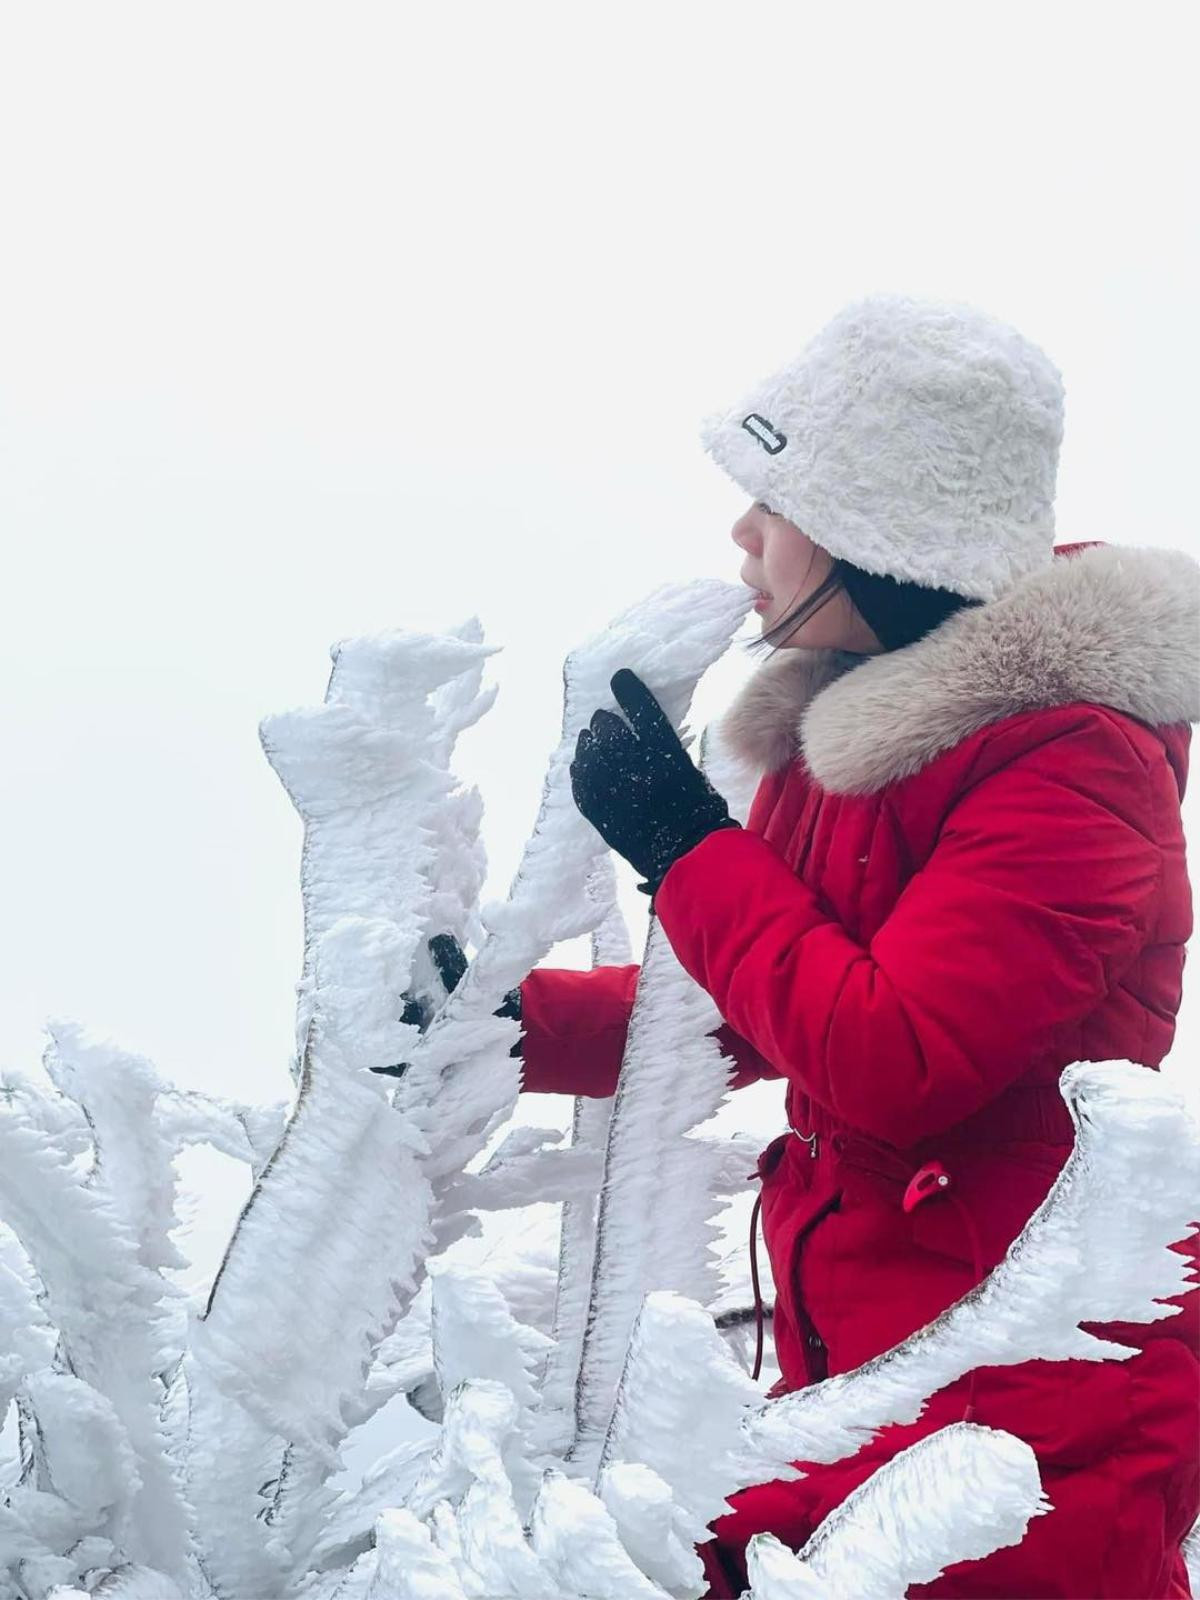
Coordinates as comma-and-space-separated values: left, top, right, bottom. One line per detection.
652, 713, 1166, 1149
518, 962, 782, 1097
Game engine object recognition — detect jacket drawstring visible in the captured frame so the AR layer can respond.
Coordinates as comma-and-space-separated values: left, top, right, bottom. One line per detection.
746, 1124, 814, 1384
748, 1186, 765, 1381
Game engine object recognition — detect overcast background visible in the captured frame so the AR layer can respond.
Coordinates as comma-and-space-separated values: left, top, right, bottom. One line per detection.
1, 1, 1196, 1475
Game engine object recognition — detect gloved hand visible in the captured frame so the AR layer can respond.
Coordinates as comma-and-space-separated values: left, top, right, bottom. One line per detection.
570, 668, 741, 902
370, 933, 522, 1078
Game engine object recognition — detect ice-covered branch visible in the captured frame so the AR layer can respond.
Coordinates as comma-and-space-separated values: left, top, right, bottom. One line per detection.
0, 1037, 193, 1590
744, 1424, 1048, 1600
567, 718, 763, 1479
394, 581, 753, 1130
183, 584, 749, 1593
529, 854, 628, 1460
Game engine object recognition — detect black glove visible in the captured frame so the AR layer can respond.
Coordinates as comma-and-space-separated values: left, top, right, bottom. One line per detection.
370, 933, 522, 1077
570, 668, 741, 901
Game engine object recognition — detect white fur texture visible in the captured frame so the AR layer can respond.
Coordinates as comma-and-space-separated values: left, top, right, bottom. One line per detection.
717, 541, 1200, 793
701, 293, 1065, 603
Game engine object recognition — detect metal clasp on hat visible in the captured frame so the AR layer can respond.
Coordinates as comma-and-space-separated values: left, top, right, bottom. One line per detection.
741, 412, 788, 455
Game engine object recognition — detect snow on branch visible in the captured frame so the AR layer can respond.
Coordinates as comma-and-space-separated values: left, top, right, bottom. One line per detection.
743, 1424, 1048, 1599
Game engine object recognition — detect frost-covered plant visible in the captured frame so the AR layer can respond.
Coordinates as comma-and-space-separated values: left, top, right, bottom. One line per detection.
740, 1425, 1048, 1600
2, 581, 1196, 1600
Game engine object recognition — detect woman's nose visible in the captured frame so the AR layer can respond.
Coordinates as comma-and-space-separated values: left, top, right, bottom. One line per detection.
731, 513, 760, 553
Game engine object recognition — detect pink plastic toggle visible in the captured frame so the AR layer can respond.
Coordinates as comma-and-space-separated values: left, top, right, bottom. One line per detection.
902, 1159, 952, 1213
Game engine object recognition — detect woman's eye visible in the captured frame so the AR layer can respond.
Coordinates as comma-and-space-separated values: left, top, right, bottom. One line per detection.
757, 500, 777, 517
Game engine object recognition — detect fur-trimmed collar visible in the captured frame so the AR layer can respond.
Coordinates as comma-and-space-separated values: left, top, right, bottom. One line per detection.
716, 541, 1200, 795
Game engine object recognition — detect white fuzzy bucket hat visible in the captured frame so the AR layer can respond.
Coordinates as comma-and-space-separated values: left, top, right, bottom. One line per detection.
700, 293, 1066, 604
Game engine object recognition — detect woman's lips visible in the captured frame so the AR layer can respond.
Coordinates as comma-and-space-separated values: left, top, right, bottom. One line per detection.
753, 593, 771, 612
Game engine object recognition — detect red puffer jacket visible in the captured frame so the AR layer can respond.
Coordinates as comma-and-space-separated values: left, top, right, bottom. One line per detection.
519, 541, 1200, 1599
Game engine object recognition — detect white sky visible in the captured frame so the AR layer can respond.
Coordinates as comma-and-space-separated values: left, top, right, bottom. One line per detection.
1, 1, 1196, 1344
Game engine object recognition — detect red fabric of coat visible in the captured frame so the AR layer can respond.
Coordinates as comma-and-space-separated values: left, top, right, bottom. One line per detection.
518, 541, 1200, 1599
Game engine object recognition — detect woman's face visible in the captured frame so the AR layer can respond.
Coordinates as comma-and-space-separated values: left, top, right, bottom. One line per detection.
732, 500, 885, 652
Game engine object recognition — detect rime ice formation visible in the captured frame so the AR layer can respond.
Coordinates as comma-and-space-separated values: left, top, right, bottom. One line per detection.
742, 1425, 1048, 1600
3, 582, 1197, 1599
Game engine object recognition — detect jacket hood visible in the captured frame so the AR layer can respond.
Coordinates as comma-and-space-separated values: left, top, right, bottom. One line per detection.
716, 540, 1200, 796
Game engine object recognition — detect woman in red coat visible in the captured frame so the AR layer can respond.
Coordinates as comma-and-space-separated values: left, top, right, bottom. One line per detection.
520, 296, 1200, 1598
